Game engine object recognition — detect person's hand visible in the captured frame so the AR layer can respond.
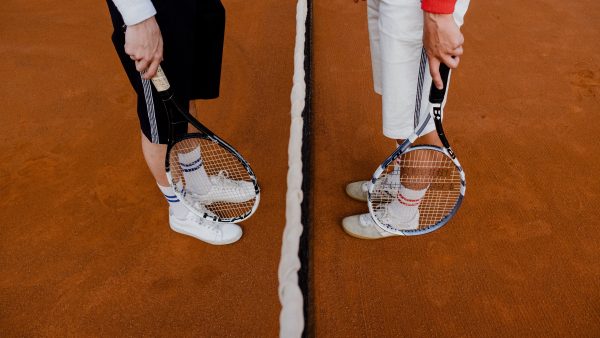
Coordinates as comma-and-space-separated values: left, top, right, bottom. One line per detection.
124, 16, 163, 79
423, 12, 464, 89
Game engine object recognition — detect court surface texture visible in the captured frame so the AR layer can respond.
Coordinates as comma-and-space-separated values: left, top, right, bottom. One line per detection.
312, 0, 599, 336
1, 0, 599, 337
1, 0, 296, 336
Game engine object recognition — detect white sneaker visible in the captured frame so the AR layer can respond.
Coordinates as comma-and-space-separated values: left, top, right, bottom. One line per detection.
346, 179, 400, 203
189, 171, 255, 204
342, 213, 399, 239
343, 203, 420, 239
345, 181, 369, 202
375, 202, 420, 231
169, 208, 243, 245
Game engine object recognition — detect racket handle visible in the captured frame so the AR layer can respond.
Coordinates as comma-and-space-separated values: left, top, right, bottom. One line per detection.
429, 63, 451, 104
151, 65, 171, 92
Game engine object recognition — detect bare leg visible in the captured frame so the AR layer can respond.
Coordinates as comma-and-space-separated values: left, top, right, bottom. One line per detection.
395, 130, 443, 191
396, 129, 443, 147
141, 133, 169, 186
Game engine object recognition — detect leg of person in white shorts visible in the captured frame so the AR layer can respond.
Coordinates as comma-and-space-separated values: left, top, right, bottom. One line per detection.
343, 0, 470, 239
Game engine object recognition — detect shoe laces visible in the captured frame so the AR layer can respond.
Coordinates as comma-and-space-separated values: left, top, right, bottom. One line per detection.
368, 206, 396, 225
189, 212, 221, 234
213, 170, 237, 188
217, 170, 229, 180
360, 212, 393, 235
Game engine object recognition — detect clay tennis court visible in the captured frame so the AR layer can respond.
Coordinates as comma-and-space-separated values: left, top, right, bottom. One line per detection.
1, 0, 295, 336
1, 0, 599, 337
312, 0, 599, 336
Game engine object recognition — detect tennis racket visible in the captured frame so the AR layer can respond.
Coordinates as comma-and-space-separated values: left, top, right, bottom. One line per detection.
151, 66, 260, 223
367, 63, 466, 235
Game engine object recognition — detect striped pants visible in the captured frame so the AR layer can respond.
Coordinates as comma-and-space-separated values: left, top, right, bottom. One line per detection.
367, 0, 470, 139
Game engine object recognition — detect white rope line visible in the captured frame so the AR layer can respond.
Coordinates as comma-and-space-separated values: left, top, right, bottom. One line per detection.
277, 0, 308, 337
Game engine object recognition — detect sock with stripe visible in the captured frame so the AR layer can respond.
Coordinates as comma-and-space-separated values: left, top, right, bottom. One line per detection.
387, 184, 428, 220
397, 184, 427, 206
158, 183, 188, 219
178, 146, 212, 195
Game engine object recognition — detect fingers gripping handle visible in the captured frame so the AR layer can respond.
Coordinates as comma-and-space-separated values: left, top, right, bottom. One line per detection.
151, 66, 171, 92
429, 63, 451, 104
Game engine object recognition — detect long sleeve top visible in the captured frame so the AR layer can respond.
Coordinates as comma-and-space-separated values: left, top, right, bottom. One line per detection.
112, 0, 457, 26
111, 0, 156, 26
421, 0, 457, 14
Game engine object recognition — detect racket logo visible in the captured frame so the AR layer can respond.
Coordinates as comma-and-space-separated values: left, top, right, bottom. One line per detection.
433, 106, 442, 120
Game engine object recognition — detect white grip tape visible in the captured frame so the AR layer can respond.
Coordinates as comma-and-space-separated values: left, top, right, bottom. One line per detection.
151, 66, 171, 92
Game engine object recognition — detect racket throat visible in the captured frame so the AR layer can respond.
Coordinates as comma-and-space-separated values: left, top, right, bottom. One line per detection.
432, 106, 456, 159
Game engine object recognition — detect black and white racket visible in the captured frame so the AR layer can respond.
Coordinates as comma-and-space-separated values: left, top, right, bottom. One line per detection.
367, 63, 466, 235
151, 66, 260, 223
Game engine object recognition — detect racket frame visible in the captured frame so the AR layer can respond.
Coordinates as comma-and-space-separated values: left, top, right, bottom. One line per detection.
153, 67, 261, 223
165, 132, 261, 223
367, 64, 466, 236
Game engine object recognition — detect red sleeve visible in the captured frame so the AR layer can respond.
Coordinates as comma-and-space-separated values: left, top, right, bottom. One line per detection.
421, 0, 457, 14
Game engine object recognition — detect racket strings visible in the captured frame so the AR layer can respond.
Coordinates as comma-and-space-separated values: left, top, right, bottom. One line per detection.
371, 148, 461, 231
169, 137, 257, 221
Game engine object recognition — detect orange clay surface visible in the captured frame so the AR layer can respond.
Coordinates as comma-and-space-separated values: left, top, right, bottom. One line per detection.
312, 0, 599, 337
2, 0, 600, 337
0, 0, 297, 336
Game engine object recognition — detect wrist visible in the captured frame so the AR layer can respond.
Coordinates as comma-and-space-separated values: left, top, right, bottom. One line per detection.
128, 15, 156, 29
424, 12, 453, 22
112, 0, 157, 26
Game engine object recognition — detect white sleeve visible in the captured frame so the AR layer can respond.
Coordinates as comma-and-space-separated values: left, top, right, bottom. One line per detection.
112, 0, 157, 26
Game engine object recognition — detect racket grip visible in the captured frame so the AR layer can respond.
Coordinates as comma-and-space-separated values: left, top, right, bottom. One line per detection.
429, 63, 451, 104
151, 66, 171, 92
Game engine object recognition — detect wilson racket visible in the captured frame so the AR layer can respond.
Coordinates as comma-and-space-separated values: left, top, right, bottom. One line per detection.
151, 66, 260, 223
367, 63, 466, 235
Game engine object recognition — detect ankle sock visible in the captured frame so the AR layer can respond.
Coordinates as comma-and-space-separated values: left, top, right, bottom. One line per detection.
387, 184, 428, 220
158, 183, 188, 219
178, 146, 212, 195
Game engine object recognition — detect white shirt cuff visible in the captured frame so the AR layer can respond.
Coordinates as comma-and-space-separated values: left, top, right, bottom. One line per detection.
112, 0, 157, 26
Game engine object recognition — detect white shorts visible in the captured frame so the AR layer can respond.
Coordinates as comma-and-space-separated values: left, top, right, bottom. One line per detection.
368, 0, 470, 139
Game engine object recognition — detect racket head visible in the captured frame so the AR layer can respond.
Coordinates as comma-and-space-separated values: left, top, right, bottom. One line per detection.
166, 133, 260, 223
367, 145, 465, 236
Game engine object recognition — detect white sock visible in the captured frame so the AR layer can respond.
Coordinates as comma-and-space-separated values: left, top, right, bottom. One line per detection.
178, 146, 212, 195
387, 184, 428, 220
398, 184, 428, 205
158, 183, 188, 219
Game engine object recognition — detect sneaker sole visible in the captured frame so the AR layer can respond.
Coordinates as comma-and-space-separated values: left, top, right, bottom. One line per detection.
189, 194, 255, 205
342, 228, 383, 240
342, 223, 397, 240
345, 186, 368, 202
169, 224, 243, 245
